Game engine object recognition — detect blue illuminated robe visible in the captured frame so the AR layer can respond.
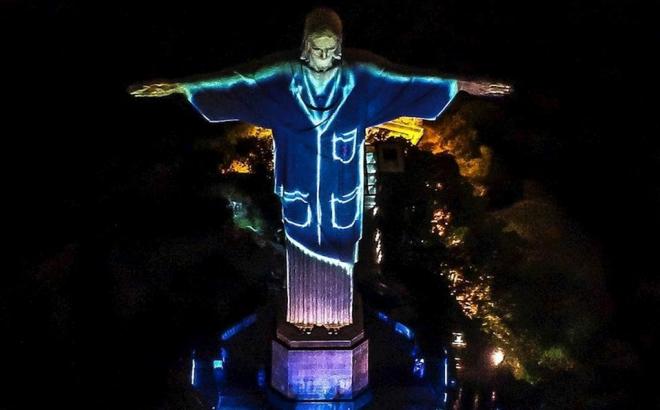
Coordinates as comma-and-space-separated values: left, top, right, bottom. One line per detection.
183, 50, 458, 268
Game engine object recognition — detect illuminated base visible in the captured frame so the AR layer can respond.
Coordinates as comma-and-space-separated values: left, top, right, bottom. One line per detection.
272, 295, 368, 401
271, 335, 368, 401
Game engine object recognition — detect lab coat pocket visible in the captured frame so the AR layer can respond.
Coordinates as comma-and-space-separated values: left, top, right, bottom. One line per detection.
331, 186, 361, 229
332, 129, 358, 164
282, 190, 312, 228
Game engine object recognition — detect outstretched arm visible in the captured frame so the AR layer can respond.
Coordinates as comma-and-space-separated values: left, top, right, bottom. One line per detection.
126, 51, 295, 127
128, 81, 186, 98
351, 49, 513, 127
127, 50, 295, 99
457, 80, 513, 97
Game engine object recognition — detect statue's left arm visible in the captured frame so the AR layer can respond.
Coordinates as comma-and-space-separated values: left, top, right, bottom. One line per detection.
353, 50, 512, 127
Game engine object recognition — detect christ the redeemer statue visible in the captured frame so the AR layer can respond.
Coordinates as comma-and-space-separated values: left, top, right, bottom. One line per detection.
130, 8, 511, 330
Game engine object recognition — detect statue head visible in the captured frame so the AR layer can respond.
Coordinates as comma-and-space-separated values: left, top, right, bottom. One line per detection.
300, 8, 343, 72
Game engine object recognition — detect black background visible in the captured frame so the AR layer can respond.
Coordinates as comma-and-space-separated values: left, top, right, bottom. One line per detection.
5, 0, 657, 407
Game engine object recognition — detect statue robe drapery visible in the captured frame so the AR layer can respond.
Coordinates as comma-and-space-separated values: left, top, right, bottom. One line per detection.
183, 50, 458, 325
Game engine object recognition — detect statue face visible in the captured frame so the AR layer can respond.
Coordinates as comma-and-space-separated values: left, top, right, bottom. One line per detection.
306, 34, 339, 72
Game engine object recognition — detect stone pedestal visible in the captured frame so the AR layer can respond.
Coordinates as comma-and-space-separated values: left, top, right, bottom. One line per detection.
271, 302, 369, 401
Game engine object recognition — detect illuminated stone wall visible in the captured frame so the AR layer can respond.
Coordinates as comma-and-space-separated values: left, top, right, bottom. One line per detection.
271, 339, 369, 400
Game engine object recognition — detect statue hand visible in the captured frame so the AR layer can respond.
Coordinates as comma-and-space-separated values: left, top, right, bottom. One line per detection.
457, 80, 513, 97
127, 82, 184, 97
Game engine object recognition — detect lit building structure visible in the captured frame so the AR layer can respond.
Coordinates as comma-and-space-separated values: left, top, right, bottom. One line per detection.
366, 116, 425, 145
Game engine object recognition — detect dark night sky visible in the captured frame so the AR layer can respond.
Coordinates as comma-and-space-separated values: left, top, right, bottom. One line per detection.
6, 0, 658, 397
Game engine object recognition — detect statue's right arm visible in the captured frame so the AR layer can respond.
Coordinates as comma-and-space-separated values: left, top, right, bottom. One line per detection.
127, 51, 296, 99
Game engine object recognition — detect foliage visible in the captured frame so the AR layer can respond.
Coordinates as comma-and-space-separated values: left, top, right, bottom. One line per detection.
376, 135, 608, 388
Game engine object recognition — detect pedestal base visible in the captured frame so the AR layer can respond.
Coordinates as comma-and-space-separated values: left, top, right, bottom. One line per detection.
271, 292, 369, 401
271, 335, 369, 401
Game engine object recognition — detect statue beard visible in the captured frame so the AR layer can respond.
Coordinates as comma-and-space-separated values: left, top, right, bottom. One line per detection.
305, 57, 340, 73
301, 49, 342, 73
